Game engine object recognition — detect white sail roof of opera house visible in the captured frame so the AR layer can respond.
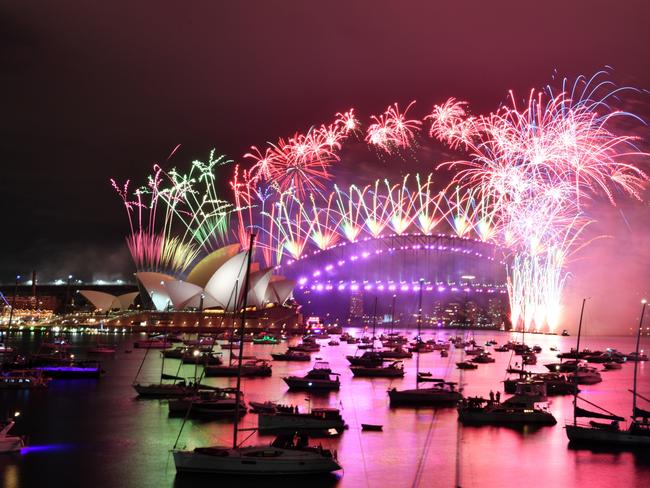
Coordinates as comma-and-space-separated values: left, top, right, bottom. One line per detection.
204, 251, 249, 312
247, 268, 274, 308
79, 290, 139, 311
184, 243, 240, 288
163, 280, 220, 310
264, 277, 295, 305
135, 272, 175, 311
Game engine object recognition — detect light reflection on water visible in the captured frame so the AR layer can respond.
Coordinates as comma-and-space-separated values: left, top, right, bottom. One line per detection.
0, 329, 649, 487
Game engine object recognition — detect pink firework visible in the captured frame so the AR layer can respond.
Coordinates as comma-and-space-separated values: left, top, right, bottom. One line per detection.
366, 101, 421, 153
426, 98, 475, 149
335, 108, 360, 134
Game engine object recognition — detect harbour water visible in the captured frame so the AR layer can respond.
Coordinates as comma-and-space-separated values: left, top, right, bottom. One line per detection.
1, 329, 649, 488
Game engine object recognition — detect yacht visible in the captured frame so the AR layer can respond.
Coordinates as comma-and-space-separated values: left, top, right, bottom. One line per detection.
0, 417, 25, 453
379, 347, 413, 359
456, 361, 478, 370
169, 388, 247, 419
205, 359, 272, 377
133, 380, 198, 398
458, 382, 556, 425
271, 350, 311, 361
252, 335, 280, 345
288, 341, 320, 353
258, 407, 346, 434
346, 351, 384, 367
350, 360, 405, 378
568, 365, 602, 385
471, 353, 495, 364
283, 362, 340, 391
173, 434, 341, 475
389, 380, 462, 407
0, 343, 15, 354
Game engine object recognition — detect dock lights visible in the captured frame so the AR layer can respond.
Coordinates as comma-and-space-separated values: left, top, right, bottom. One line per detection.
14, 411, 20, 418
193, 349, 200, 357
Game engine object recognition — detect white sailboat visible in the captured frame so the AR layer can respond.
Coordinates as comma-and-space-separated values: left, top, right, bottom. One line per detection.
173, 233, 342, 475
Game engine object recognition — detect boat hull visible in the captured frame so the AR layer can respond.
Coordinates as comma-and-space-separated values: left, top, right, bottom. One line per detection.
258, 414, 345, 434
350, 367, 404, 378
173, 447, 341, 475
566, 424, 650, 447
388, 388, 461, 406
283, 378, 340, 391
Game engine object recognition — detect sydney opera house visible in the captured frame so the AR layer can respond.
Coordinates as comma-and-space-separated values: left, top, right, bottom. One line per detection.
78, 244, 301, 332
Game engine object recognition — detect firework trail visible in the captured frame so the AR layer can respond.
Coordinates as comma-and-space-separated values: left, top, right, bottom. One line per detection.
428, 71, 649, 331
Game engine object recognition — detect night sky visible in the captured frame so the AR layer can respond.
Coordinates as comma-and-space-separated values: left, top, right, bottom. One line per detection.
2, 1, 650, 283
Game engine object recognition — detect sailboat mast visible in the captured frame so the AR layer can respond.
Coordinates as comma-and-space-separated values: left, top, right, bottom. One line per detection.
233, 233, 256, 449
573, 297, 587, 426
416, 279, 424, 389
371, 296, 378, 351
632, 300, 647, 418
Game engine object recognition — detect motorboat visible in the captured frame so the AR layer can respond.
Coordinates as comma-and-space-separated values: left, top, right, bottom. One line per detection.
283, 362, 340, 391
458, 382, 556, 425
471, 353, 495, 364
0, 417, 25, 453
625, 351, 648, 362
504, 373, 578, 396
288, 343, 320, 353
181, 352, 223, 365
205, 359, 272, 377
169, 388, 247, 419
361, 424, 383, 431
132, 379, 200, 398
379, 347, 413, 359
440, 349, 449, 358
350, 361, 405, 378
34, 360, 102, 379
544, 360, 583, 373
0, 343, 15, 354
173, 433, 341, 475
327, 340, 340, 346
409, 342, 434, 353
271, 350, 310, 362
568, 366, 602, 385
522, 353, 537, 365
0, 369, 49, 389
389, 381, 462, 407
346, 351, 384, 367
456, 361, 478, 370
249, 401, 279, 414
603, 362, 623, 370
464, 346, 484, 356
258, 407, 346, 435
253, 335, 280, 345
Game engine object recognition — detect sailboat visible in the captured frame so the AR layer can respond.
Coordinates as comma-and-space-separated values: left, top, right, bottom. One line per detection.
173, 233, 342, 475
566, 299, 650, 446
350, 297, 404, 377
389, 280, 462, 407
132, 338, 195, 398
